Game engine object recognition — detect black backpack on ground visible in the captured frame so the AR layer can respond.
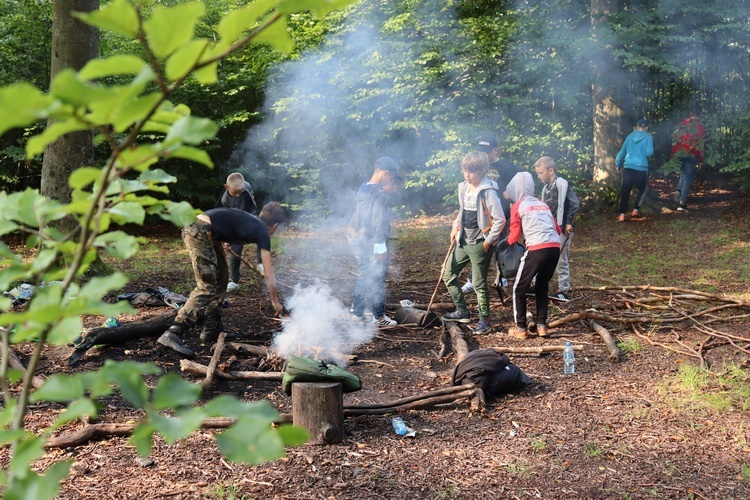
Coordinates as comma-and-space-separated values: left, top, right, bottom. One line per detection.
451, 349, 532, 399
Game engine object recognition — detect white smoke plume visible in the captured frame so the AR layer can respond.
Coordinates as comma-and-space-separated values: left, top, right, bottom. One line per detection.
270, 280, 376, 367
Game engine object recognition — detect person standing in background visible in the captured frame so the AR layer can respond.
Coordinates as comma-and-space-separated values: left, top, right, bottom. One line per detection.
615, 119, 654, 222
672, 105, 707, 213
216, 172, 258, 292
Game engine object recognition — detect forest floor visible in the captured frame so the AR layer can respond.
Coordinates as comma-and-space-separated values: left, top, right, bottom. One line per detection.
4, 173, 750, 499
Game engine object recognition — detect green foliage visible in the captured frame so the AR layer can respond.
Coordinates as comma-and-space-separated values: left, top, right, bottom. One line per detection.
659, 363, 750, 414
0, 0, 355, 497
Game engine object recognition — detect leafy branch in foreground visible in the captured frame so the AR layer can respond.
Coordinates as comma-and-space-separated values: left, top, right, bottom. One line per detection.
0, 1, 354, 497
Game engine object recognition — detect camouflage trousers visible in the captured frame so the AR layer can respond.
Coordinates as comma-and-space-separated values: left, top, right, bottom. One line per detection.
174, 221, 228, 328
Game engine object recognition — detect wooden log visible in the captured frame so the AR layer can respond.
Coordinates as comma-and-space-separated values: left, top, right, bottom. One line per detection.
201, 332, 226, 389
589, 319, 621, 362
180, 359, 283, 380
344, 384, 475, 410
393, 306, 441, 328
491, 345, 583, 354
448, 324, 469, 362
292, 382, 344, 445
8, 350, 45, 389
223, 342, 268, 357
68, 312, 177, 366
343, 387, 477, 415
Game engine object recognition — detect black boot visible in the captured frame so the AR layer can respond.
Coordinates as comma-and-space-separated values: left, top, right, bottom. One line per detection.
200, 317, 235, 342
157, 324, 195, 358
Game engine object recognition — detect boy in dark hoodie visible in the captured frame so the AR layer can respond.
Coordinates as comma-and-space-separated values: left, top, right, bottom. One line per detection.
441, 151, 506, 334
215, 172, 258, 292
348, 157, 403, 327
615, 119, 654, 222
504, 172, 561, 339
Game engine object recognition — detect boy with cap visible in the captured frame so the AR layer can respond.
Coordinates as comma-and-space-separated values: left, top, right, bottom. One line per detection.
157, 203, 286, 358
462, 134, 519, 293
615, 118, 654, 222
348, 157, 404, 327
534, 156, 580, 302
215, 172, 258, 292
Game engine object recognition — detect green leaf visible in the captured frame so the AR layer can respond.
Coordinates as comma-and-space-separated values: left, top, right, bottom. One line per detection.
27, 119, 90, 158
274, 423, 310, 447
108, 201, 146, 225
47, 316, 83, 346
80, 55, 148, 80
0, 83, 53, 136
0, 220, 20, 237
218, 0, 278, 44
147, 201, 201, 226
140, 168, 177, 185
50, 69, 106, 108
130, 422, 155, 457
150, 408, 205, 444
31, 374, 86, 403
167, 145, 213, 167
111, 92, 162, 133
192, 62, 218, 85
252, 18, 293, 54
49, 399, 98, 431
215, 417, 285, 464
9, 436, 46, 478
151, 374, 201, 410
69, 167, 103, 190
94, 231, 140, 259
3, 460, 71, 500
73, 0, 139, 38
165, 40, 210, 82
164, 116, 219, 146
279, 0, 357, 17
29, 249, 58, 273
117, 144, 160, 172
144, 2, 205, 59
79, 273, 129, 301
203, 396, 280, 421
105, 365, 150, 409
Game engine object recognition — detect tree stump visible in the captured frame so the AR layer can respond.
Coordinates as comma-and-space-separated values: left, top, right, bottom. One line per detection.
291, 382, 344, 445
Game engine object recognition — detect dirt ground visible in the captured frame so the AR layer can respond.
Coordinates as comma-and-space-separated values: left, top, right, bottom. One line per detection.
5, 173, 750, 499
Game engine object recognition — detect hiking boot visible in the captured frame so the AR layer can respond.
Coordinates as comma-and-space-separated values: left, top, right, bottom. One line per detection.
508, 325, 528, 339
631, 209, 641, 218
461, 279, 474, 293
551, 290, 570, 302
372, 315, 397, 327
441, 310, 471, 323
157, 330, 195, 358
226, 281, 239, 293
536, 324, 549, 338
200, 318, 236, 342
473, 319, 492, 334
200, 329, 237, 342
617, 213, 626, 222
672, 190, 681, 205
676, 204, 688, 213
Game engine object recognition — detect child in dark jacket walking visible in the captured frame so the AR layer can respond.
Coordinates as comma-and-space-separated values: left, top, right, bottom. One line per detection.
504, 172, 561, 339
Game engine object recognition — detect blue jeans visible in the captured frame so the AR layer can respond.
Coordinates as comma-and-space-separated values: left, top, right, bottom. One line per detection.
349, 237, 389, 319
676, 156, 699, 205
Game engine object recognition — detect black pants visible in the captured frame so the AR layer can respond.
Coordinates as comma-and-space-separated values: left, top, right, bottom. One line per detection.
512, 247, 560, 328
619, 168, 648, 214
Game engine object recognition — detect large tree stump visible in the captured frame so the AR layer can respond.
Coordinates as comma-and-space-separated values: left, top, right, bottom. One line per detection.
291, 382, 344, 445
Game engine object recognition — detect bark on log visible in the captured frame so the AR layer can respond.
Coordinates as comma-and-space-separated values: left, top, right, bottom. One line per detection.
8, 350, 46, 389
223, 342, 268, 357
180, 359, 283, 380
344, 384, 475, 410
589, 319, 621, 362
292, 382, 344, 445
448, 324, 470, 362
68, 312, 176, 366
201, 332, 226, 389
491, 345, 583, 354
343, 387, 477, 415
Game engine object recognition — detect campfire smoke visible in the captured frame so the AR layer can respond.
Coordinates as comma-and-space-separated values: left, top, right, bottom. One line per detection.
271, 281, 376, 367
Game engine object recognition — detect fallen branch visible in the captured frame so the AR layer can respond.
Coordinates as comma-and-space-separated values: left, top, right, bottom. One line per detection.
589, 320, 621, 362
223, 342, 268, 358
344, 384, 475, 410
201, 332, 226, 390
180, 359, 283, 380
491, 345, 583, 355
448, 323, 470, 362
8, 350, 45, 389
343, 387, 477, 415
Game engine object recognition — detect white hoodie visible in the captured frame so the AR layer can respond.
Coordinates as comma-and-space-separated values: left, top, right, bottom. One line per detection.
505, 172, 561, 251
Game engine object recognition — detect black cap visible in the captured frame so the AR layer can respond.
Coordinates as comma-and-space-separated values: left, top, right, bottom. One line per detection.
375, 157, 403, 179
477, 135, 499, 153
637, 118, 650, 127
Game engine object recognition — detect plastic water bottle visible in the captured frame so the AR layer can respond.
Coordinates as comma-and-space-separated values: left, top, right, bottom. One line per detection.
563, 341, 575, 374
392, 417, 408, 435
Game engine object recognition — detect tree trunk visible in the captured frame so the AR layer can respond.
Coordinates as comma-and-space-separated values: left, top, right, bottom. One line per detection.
291, 382, 344, 445
41, 0, 99, 231
591, 0, 626, 192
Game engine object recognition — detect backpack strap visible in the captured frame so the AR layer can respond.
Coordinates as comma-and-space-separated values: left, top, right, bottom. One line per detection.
480, 194, 493, 234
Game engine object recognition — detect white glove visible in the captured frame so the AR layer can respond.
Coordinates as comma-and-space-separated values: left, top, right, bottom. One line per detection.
256, 263, 265, 276
373, 242, 387, 254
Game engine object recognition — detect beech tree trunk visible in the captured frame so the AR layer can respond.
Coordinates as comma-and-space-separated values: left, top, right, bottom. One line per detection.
591, 0, 626, 192
291, 382, 344, 445
41, 0, 99, 232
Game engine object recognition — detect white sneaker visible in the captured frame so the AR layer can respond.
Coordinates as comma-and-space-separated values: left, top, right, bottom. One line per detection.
373, 315, 397, 327
226, 281, 239, 292
461, 279, 474, 293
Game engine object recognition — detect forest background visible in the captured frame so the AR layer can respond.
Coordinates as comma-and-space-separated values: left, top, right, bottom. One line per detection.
2, 0, 749, 221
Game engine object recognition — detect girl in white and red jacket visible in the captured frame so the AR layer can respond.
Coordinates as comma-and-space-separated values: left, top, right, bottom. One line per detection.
503, 172, 561, 339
